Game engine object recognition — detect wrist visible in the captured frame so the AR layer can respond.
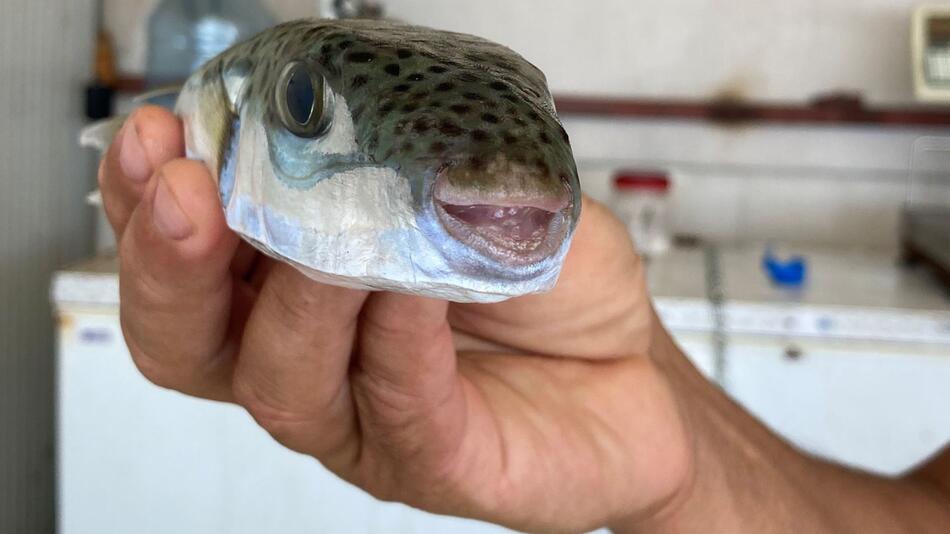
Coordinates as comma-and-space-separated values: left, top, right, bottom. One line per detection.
613, 311, 839, 534
607, 319, 701, 534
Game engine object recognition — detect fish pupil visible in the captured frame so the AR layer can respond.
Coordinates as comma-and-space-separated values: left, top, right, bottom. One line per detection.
286, 65, 315, 125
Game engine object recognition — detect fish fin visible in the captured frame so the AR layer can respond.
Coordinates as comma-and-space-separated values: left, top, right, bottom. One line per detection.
133, 84, 183, 108
78, 84, 183, 153
77, 85, 182, 207
86, 189, 103, 207
78, 114, 129, 153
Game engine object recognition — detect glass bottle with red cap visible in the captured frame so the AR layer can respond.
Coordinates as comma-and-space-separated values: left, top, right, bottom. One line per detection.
612, 170, 672, 258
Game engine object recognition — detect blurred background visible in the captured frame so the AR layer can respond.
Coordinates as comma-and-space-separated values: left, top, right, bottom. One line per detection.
2, 0, 950, 532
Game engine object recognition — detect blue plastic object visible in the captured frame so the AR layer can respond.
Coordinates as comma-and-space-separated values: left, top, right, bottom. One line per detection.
762, 248, 807, 288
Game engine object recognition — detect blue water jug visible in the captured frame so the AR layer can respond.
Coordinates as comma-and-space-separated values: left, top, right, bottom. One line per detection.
146, 0, 277, 89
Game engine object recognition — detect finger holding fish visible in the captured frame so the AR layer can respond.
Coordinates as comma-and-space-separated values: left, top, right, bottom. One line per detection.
98, 106, 184, 240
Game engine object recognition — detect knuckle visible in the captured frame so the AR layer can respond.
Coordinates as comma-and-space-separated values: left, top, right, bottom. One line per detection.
120, 314, 213, 393
264, 268, 362, 331
362, 307, 446, 350
126, 342, 181, 391
232, 379, 313, 443
355, 369, 425, 420
267, 277, 318, 326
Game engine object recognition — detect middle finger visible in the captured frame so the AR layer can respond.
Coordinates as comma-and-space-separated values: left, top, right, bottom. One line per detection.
232, 264, 368, 466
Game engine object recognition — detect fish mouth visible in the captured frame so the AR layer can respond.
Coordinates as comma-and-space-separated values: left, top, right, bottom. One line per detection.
432, 173, 572, 267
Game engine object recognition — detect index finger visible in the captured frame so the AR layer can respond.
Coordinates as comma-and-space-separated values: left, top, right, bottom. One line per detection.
99, 106, 184, 240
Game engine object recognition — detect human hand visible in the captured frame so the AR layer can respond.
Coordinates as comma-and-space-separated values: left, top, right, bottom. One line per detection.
99, 106, 692, 533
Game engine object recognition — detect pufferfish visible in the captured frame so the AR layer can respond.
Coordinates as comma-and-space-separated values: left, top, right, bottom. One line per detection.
89, 19, 582, 303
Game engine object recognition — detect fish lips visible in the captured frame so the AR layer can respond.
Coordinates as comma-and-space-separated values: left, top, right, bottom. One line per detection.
431, 169, 574, 269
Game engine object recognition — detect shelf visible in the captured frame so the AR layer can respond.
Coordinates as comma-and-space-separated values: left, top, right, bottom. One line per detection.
554, 94, 950, 128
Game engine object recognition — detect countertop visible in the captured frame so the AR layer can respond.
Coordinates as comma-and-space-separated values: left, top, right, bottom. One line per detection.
648, 242, 949, 312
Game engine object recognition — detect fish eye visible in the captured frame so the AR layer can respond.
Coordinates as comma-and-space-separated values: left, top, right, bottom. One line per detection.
276, 61, 332, 138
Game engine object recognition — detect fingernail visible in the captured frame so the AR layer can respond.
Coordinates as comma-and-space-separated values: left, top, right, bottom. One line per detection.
118, 120, 151, 183
153, 179, 194, 241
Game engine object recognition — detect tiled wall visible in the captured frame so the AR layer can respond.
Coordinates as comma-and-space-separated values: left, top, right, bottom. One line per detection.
567, 118, 934, 248
108, 0, 921, 102
105, 0, 949, 249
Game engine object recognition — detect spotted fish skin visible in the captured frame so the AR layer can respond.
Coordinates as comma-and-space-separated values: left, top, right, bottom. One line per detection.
177, 18, 581, 303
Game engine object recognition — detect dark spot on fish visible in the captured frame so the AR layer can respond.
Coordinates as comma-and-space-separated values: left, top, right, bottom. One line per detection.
402, 103, 419, 113
436, 82, 455, 92
412, 118, 432, 133
397, 48, 413, 59
338, 41, 353, 50
346, 51, 376, 63
385, 63, 401, 76
407, 73, 425, 82
352, 106, 365, 123
528, 111, 543, 124
470, 129, 490, 142
534, 158, 550, 174
439, 121, 464, 137
351, 75, 368, 89
457, 73, 479, 83
503, 133, 518, 145
378, 101, 396, 117
400, 141, 414, 153
539, 132, 551, 144
449, 104, 471, 115
489, 81, 509, 92
463, 92, 482, 101
430, 141, 448, 154
321, 44, 332, 54
393, 84, 412, 93
481, 113, 500, 124
427, 100, 443, 109
470, 156, 486, 170
428, 65, 449, 74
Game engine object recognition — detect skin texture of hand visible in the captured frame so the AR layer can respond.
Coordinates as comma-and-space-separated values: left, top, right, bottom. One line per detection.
102, 106, 950, 534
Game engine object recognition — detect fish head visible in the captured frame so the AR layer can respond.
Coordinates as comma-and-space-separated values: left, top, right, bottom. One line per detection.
177, 19, 581, 302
